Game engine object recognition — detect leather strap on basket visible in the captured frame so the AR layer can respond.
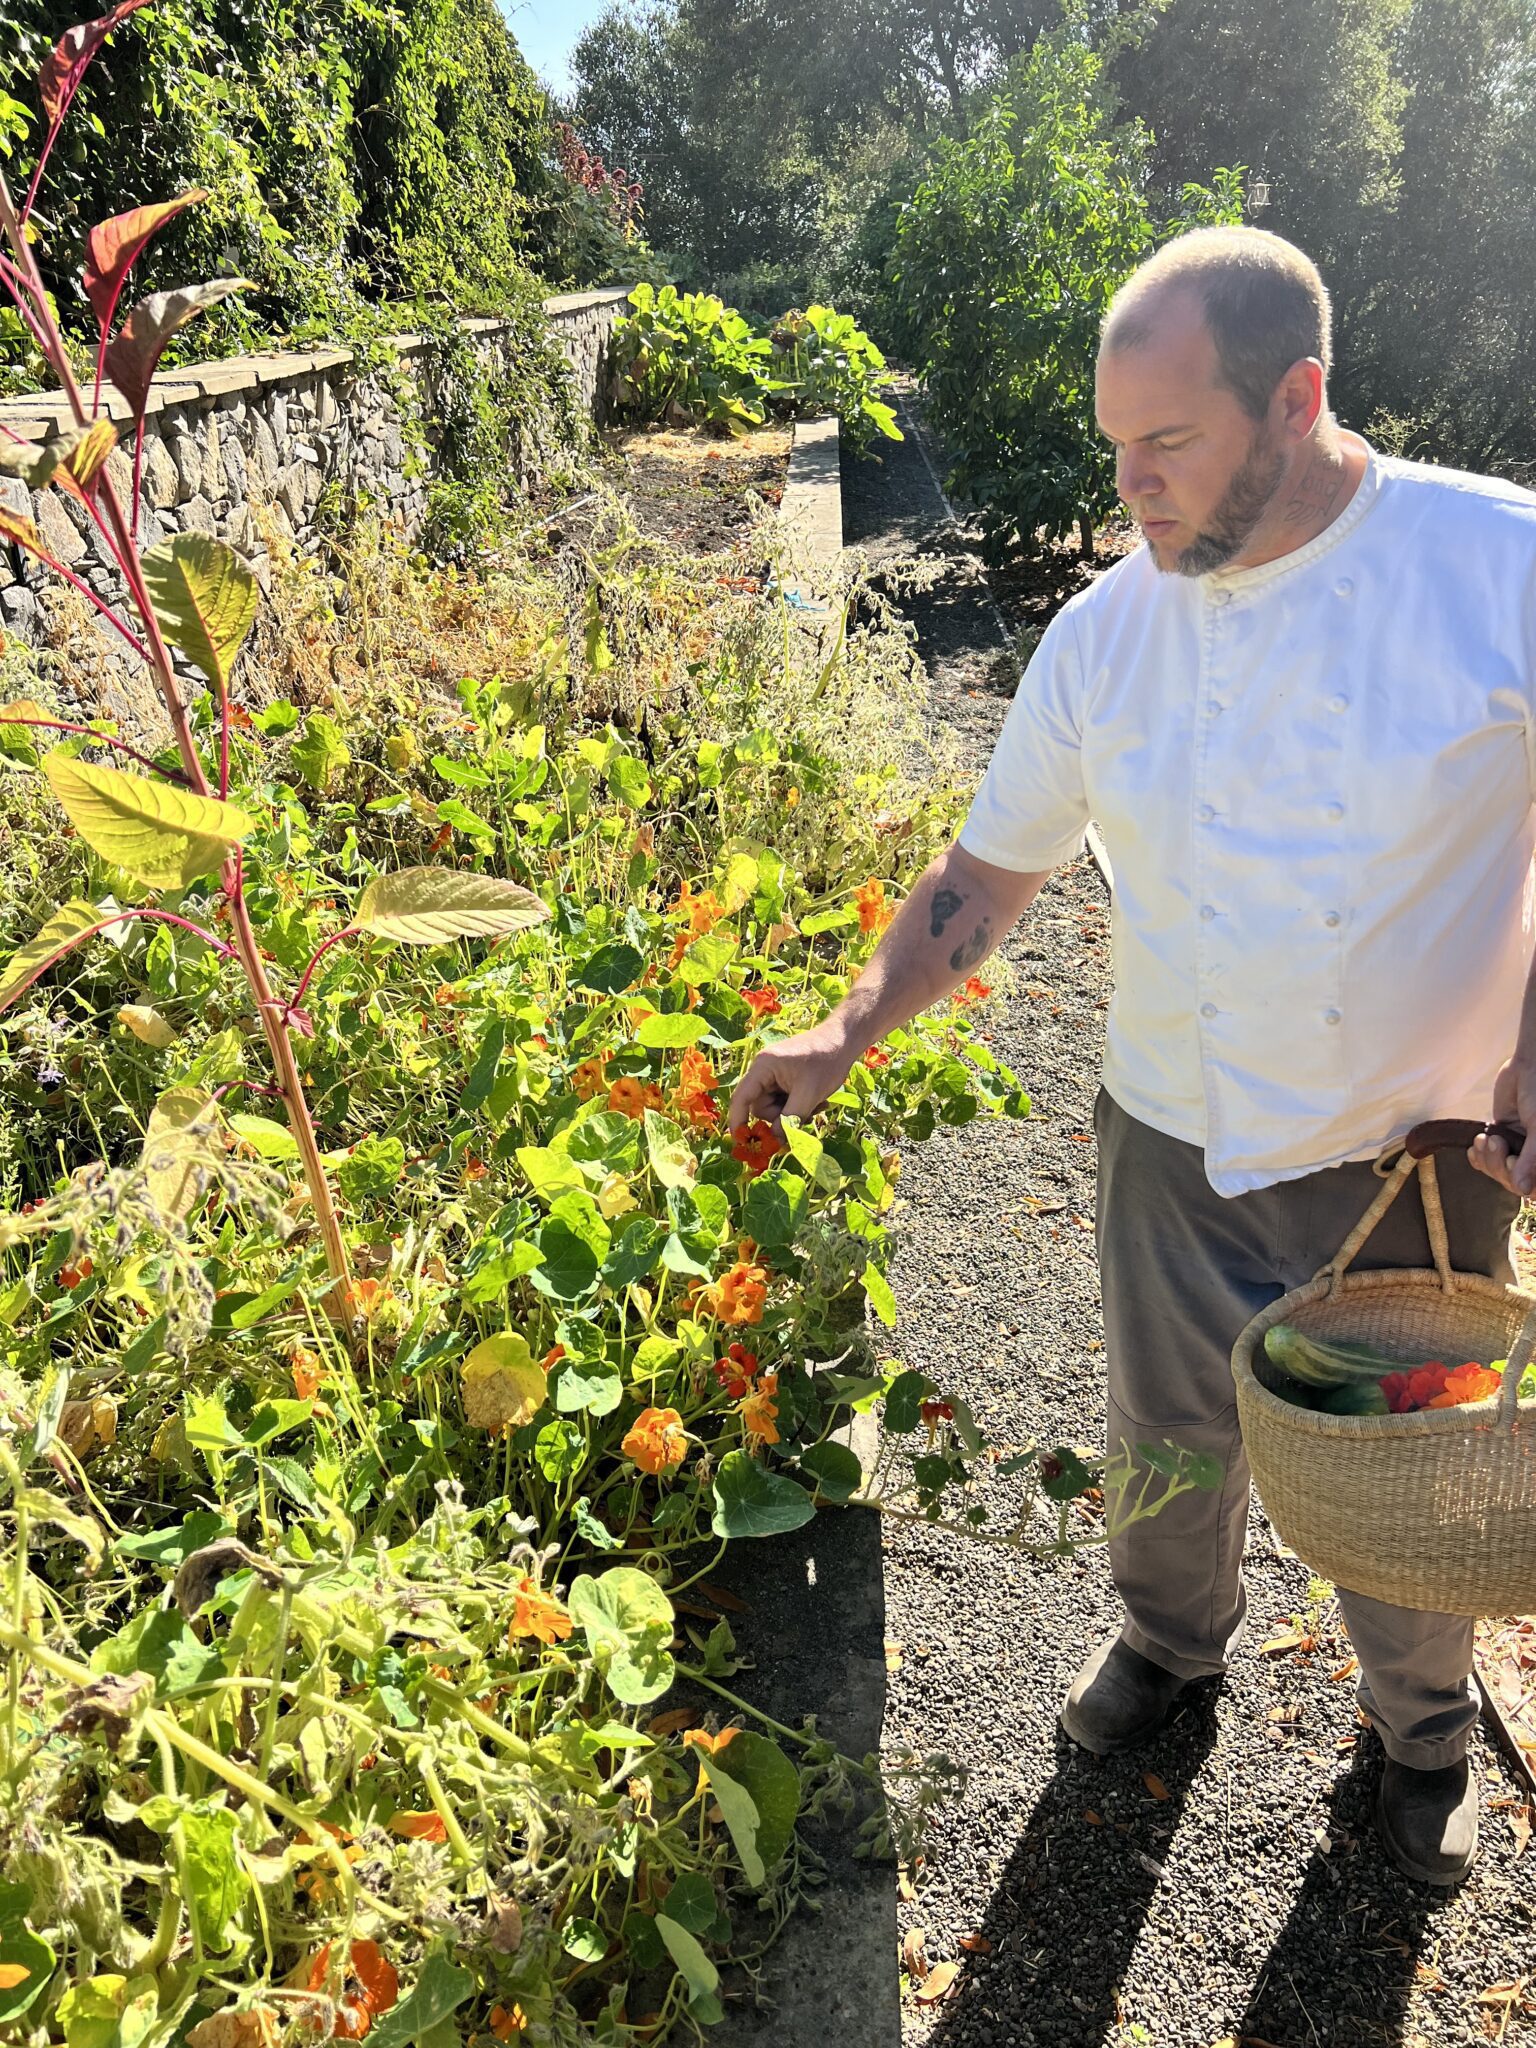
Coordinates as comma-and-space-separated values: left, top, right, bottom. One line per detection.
1316, 1117, 1535, 1423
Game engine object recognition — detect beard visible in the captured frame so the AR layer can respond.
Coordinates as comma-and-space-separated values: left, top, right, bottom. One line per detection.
1154, 424, 1287, 577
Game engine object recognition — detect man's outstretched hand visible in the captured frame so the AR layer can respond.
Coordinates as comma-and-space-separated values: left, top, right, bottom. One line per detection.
727, 1021, 861, 1137
1469, 1053, 1536, 1196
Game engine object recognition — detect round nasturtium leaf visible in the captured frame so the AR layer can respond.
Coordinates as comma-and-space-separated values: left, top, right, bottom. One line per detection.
460, 1334, 547, 1433
567, 1566, 676, 1705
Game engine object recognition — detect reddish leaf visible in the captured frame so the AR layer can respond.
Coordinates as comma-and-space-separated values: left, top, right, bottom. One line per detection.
957, 1933, 992, 1955
38, 0, 154, 126
84, 192, 208, 330
696, 1580, 749, 1613
644, 1707, 695, 1737
1142, 1772, 1170, 1801
104, 278, 248, 417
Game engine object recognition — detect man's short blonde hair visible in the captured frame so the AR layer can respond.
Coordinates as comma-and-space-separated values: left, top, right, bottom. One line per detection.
1102, 226, 1333, 423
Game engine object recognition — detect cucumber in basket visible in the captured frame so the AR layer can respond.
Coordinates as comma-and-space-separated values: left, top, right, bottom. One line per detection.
1263, 1322, 1405, 1390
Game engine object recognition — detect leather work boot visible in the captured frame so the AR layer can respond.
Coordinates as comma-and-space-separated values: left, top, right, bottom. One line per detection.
1060, 1635, 1191, 1755
1376, 1756, 1479, 1885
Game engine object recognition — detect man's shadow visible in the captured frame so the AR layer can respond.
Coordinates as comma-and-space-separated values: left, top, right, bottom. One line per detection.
1233, 1740, 1438, 2048
924, 1680, 1225, 2047
925, 1699, 1440, 2047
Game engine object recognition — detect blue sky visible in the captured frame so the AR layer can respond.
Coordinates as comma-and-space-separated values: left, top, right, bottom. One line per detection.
502, 0, 613, 94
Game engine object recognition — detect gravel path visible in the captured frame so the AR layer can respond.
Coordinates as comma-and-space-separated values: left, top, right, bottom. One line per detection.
842, 402, 1536, 2048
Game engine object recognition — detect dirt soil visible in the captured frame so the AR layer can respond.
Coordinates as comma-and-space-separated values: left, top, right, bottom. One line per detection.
605, 424, 790, 558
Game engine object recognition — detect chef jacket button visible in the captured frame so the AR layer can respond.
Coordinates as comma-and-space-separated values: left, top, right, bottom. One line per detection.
1334, 577, 1354, 597
1201, 1002, 1218, 1019
1197, 803, 1216, 822
1328, 693, 1349, 713
1324, 1008, 1342, 1026
1200, 904, 1216, 921
1210, 589, 1231, 607
1324, 910, 1341, 928
1326, 802, 1345, 821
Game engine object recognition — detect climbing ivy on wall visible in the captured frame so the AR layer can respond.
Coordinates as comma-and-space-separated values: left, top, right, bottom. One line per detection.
0, 0, 584, 392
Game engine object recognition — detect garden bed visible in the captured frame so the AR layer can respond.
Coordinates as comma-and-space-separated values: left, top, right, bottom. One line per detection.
605, 424, 791, 558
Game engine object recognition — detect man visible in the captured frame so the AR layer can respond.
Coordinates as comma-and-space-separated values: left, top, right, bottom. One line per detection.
728, 224, 1536, 1887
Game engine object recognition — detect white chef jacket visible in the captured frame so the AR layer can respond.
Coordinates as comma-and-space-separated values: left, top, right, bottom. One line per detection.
958, 432, 1536, 1195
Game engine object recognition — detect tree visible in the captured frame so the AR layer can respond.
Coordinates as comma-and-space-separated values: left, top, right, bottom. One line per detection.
889, 36, 1241, 556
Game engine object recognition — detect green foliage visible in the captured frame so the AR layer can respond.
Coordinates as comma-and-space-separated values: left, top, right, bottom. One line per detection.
889, 38, 1241, 553
0, 0, 614, 396
612, 283, 903, 452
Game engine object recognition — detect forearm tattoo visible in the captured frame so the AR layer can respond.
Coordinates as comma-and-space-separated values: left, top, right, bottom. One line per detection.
930, 887, 965, 938
949, 919, 992, 973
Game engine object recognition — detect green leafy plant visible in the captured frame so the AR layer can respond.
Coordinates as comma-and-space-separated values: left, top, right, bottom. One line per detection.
889, 36, 1241, 559
611, 283, 902, 451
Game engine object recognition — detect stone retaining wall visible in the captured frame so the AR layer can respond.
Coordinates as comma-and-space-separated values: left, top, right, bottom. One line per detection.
0, 286, 630, 672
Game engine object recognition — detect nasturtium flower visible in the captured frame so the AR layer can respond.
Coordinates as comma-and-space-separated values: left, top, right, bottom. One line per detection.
714, 1342, 759, 1397
608, 1075, 665, 1118
305, 1940, 398, 2041
668, 880, 727, 967
389, 1810, 448, 1843
290, 1347, 323, 1401
597, 1172, 640, 1219
490, 2007, 529, 2040
709, 1259, 769, 1326
739, 1372, 780, 1449
862, 1044, 890, 1069
956, 976, 992, 1005
623, 1405, 689, 1475
571, 1056, 609, 1100
510, 1574, 574, 1645
743, 985, 782, 1019
731, 1120, 785, 1176
673, 1047, 721, 1131
854, 877, 894, 935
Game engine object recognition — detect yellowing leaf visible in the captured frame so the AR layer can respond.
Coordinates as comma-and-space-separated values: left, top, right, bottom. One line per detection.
141, 534, 257, 698
141, 1085, 225, 1225
0, 426, 91, 492
41, 752, 250, 888
1259, 1631, 1305, 1657
355, 867, 549, 945
0, 898, 107, 1013
461, 1333, 547, 1432
117, 1003, 176, 1048
185, 2009, 282, 2048
0, 503, 43, 556
105, 278, 250, 417
59, 418, 118, 491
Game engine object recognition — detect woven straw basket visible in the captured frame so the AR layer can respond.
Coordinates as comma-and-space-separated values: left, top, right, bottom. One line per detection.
1231, 1120, 1536, 1616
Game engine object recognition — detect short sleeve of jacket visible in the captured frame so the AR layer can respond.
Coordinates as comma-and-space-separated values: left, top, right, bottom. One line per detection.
957, 603, 1089, 872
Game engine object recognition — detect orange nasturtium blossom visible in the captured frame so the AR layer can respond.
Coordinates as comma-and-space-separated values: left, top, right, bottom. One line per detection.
306, 1940, 399, 2040
668, 880, 726, 967
571, 1055, 609, 1100
290, 1347, 323, 1401
743, 984, 782, 1020
607, 1075, 666, 1119
490, 2007, 529, 2040
955, 976, 993, 1005
622, 1406, 690, 1476
389, 1809, 449, 1843
673, 1046, 721, 1131
730, 1120, 785, 1177
709, 1259, 769, 1326
510, 1573, 574, 1645
714, 1342, 759, 1398
862, 1043, 891, 1069
739, 1371, 780, 1450
854, 877, 894, 935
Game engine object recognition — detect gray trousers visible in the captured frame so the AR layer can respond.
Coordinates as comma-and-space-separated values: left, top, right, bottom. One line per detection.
1094, 1087, 1519, 1769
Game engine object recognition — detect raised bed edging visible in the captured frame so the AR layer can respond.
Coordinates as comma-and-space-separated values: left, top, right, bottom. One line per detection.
0, 286, 631, 727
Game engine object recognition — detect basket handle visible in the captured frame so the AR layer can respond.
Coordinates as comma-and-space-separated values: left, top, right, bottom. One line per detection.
1319, 1118, 1534, 1423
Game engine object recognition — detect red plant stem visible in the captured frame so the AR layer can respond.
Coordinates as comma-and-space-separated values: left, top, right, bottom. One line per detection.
22, 121, 63, 227
58, 906, 238, 959
292, 927, 360, 1010
131, 419, 146, 539
19, 540, 153, 664
219, 688, 230, 798
0, 165, 355, 1311
0, 710, 190, 783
